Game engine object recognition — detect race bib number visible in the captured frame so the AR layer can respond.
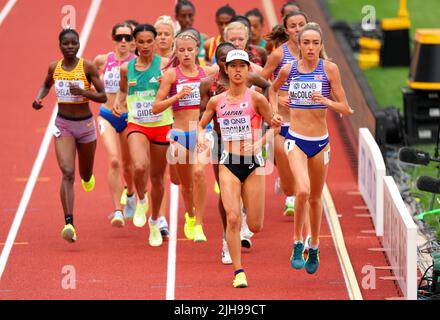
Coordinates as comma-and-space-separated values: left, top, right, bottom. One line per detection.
289, 81, 322, 106
55, 80, 85, 103
219, 115, 252, 141
103, 66, 120, 93
131, 98, 163, 123
176, 82, 201, 107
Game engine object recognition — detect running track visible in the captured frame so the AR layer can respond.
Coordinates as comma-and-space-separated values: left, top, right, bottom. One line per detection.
0, 0, 400, 299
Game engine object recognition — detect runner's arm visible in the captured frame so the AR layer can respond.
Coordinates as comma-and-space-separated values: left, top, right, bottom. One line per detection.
32, 62, 56, 110
113, 63, 128, 117
314, 61, 353, 116
76, 60, 107, 103
152, 68, 191, 114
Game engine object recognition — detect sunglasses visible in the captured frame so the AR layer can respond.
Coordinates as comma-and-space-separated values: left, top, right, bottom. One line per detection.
113, 34, 133, 42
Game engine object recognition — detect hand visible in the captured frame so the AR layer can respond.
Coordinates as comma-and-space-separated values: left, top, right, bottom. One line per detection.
32, 99, 43, 110
196, 131, 208, 153
112, 102, 122, 118
278, 95, 290, 109
241, 140, 262, 154
311, 92, 330, 106
177, 86, 193, 99
69, 83, 84, 96
271, 112, 283, 127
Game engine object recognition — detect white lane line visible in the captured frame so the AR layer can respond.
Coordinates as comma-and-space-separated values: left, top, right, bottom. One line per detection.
0, 0, 102, 280
261, 0, 278, 28
322, 184, 363, 300
0, 0, 17, 27
166, 183, 179, 300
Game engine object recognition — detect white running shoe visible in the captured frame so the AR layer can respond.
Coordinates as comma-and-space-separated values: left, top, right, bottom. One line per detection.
124, 194, 136, 220
158, 216, 170, 240
240, 207, 253, 249
221, 239, 232, 265
110, 210, 125, 228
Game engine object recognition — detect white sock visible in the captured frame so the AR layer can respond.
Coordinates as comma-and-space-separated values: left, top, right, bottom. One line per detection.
149, 216, 158, 225
139, 196, 147, 204
286, 196, 295, 206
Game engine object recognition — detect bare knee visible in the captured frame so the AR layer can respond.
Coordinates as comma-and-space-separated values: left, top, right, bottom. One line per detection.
308, 197, 322, 209
150, 175, 164, 191
133, 162, 147, 177
60, 166, 75, 183
226, 210, 241, 231
295, 187, 310, 204
248, 221, 263, 233
109, 157, 120, 171
193, 167, 206, 185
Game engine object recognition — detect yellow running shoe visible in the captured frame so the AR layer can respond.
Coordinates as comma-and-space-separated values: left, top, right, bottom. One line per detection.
214, 181, 220, 194
233, 272, 248, 288
81, 175, 95, 192
120, 187, 128, 205
193, 224, 207, 242
133, 199, 148, 228
149, 220, 163, 247
61, 224, 76, 243
184, 212, 196, 240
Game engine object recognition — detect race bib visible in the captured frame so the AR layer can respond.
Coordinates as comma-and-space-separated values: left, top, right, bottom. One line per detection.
219, 115, 252, 141
131, 98, 163, 123
103, 66, 120, 93
55, 80, 85, 103
289, 81, 322, 106
176, 82, 201, 107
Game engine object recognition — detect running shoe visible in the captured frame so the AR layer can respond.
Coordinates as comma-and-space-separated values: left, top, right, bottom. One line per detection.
158, 216, 169, 240
61, 224, 77, 243
184, 212, 196, 240
283, 196, 295, 216
221, 239, 232, 265
110, 210, 125, 228
233, 271, 248, 288
305, 247, 320, 274
81, 175, 95, 192
120, 187, 128, 205
148, 219, 163, 247
304, 235, 312, 253
290, 241, 306, 270
133, 198, 148, 228
124, 193, 136, 220
240, 207, 253, 249
194, 225, 207, 242
214, 181, 220, 194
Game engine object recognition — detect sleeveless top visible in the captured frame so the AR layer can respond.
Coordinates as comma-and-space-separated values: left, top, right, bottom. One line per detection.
53, 58, 90, 104
215, 88, 262, 142
126, 55, 173, 127
273, 43, 296, 92
103, 52, 135, 93
288, 59, 331, 109
170, 65, 206, 112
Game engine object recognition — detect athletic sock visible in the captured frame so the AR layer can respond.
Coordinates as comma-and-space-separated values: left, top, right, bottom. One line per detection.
139, 196, 147, 204
65, 214, 73, 226
234, 268, 245, 276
